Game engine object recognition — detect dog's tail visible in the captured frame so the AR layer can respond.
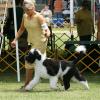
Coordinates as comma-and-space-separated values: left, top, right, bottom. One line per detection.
73, 45, 86, 64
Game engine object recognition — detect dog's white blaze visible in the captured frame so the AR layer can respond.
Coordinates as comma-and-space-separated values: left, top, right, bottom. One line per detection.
30, 48, 35, 53
30, 48, 43, 56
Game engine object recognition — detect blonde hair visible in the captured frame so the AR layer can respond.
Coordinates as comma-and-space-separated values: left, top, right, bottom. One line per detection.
24, 0, 35, 4
23, 0, 36, 9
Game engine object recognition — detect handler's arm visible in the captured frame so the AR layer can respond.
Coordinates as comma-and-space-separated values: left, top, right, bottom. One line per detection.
15, 18, 25, 40
38, 14, 51, 37
11, 18, 25, 48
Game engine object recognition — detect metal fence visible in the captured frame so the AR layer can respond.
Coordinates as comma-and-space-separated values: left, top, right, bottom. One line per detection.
0, 1, 100, 74
0, 30, 100, 74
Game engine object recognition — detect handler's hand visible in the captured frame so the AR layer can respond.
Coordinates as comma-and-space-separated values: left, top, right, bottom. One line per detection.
11, 39, 16, 48
43, 29, 50, 38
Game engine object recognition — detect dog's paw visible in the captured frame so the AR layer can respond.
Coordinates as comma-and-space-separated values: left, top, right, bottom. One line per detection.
85, 86, 90, 90
25, 85, 33, 91
50, 86, 58, 90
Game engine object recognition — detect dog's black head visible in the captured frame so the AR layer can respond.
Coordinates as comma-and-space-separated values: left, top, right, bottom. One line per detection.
25, 48, 41, 64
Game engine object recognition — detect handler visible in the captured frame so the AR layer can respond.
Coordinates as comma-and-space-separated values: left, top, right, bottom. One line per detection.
11, 0, 50, 90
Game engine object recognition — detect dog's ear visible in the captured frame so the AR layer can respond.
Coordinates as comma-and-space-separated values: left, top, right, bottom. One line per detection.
25, 52, 36, 64
34, 50, 41, 60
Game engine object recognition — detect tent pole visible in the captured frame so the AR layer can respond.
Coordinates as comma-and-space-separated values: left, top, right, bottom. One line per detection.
70, 0, 74, 40
12, 0, 20, 82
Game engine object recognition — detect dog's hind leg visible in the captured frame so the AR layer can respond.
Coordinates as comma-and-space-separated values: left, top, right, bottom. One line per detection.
49, 76, 58, 90
73, 69, 89, 90
63, 72, 73, 90
25, 76, 40, 91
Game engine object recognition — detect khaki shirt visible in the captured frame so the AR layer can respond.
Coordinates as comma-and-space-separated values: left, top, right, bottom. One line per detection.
23, 12, 47, 53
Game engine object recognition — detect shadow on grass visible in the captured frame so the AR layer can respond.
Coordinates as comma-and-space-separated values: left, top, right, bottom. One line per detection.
1, 88, 65, 93
1, 87, 89, 93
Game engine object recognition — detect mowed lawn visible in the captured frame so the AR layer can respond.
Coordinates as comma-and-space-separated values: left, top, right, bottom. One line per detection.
0, 73, 100, 100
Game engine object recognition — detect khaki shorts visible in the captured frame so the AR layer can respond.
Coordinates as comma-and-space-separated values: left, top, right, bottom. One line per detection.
25, 61, 36, 69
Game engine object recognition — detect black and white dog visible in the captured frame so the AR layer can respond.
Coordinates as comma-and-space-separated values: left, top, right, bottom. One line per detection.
25, 45, 89, 91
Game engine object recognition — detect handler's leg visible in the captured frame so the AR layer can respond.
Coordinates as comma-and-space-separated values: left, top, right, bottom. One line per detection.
21, 62, 35, 89
24, 69, 34, 86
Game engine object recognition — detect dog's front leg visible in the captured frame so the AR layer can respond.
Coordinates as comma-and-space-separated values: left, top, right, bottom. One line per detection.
25, 75, 40, 91
49, 76, 58, 90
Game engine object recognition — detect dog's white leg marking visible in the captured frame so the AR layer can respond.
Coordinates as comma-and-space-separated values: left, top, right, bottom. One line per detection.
72, 76, 89, 90
25, 76, 40, 90
80, 81, 89, 90
49, 76, 58, 90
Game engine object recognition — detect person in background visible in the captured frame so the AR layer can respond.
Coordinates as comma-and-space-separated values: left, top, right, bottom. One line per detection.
75, 0, 95, 50
11, 0, 50, 90
41, 5, 52, 27
48, 0, 55, 14
62, 0, 70, 22
53, 0, 63, 19
41, 5, 53, 49
3, 0, 28, 50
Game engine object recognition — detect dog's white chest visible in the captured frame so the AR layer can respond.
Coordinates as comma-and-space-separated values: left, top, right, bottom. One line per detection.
35, 64, 49, 79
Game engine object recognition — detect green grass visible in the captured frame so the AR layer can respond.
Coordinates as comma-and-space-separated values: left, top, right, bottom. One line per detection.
0, 73, 100, 100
